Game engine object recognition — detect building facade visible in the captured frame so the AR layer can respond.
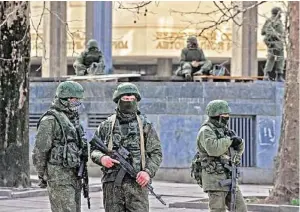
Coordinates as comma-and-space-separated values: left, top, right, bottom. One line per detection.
30, 1, 287, 77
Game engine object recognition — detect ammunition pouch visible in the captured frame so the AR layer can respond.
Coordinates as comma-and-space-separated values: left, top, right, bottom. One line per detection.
49, 141, 81, 169
201, 157, 230, 175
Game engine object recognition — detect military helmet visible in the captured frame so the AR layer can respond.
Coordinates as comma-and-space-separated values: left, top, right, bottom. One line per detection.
87, 39, 99, 49
112, 82, 141, 103
187, 36, 198, 43
56, 81, 84, 99
206, 100, 231, 117
271, 7, 282, 15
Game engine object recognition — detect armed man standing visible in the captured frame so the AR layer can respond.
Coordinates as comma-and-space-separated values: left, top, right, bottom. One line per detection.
73, 39, 105, 76
261, 7, 285, 82
191, 100, 247, 212
89, 82, 163, 212
32, 81, 89, 212
175, 36, 212, 80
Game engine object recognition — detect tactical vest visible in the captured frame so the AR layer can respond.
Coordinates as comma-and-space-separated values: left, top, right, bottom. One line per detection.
37, 109, 82, 169
83, 50, 102, 67
191, 122, 229, 187
101, 114, 147, 183
185, 48, 205, 62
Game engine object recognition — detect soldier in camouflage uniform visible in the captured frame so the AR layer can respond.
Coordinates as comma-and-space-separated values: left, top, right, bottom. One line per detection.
261, 7, 285, 82
193, 100, 247, 212
175, 36, 212, 80
73, 39, 105, 76
90, 82, 163, 212
32, 81, 87, 212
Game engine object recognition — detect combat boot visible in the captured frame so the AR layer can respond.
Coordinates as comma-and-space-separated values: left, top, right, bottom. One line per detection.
185, 73, 192, 81
275, 73, 285, 82
263, 72, 272, 81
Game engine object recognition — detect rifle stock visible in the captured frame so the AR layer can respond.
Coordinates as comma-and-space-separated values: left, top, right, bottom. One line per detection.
91, 136, 166, 206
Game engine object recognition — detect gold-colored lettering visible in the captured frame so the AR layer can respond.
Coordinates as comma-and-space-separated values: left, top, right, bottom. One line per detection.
156, 41, 184, 49
113, 41, 129, 49
156, 41, 167, 49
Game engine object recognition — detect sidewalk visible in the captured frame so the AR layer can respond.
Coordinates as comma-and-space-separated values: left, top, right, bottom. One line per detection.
29, 175, 272, 198
3, 176, 296, 212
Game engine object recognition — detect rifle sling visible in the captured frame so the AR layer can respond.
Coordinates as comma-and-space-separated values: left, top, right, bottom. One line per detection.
114, 168, 127, 187
108, 113, 146, 169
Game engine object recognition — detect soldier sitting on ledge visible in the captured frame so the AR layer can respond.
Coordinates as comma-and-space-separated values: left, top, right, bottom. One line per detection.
175, 36, 212, 80
73, 39, 106, 76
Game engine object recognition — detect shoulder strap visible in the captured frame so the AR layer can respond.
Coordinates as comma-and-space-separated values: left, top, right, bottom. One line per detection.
136, 114, 146, 169
107, 114, 146, 169
108, 114, 117, 151
202, 122, 222, 139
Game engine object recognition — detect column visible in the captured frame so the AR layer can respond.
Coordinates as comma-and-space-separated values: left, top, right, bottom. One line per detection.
86, 1, 113, 74
42, 1, 67, 77
156, 58, 173, 77
231, 1, 258, 77
85, 2, 94, 42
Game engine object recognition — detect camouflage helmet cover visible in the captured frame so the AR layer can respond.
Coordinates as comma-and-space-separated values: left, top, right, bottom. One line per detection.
112, 82, 141, 103
187, 36, 198, 43
56, 81, 84, 99
271, 7, 282, 15
87, 39, 99, 49
206, 100, 231, 117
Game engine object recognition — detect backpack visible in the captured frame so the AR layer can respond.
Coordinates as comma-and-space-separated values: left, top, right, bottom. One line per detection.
190, 151, 203, 187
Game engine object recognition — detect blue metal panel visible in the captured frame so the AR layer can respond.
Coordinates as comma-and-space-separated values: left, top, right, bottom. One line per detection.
93, 1, 113, 74
256, 116, 279, 168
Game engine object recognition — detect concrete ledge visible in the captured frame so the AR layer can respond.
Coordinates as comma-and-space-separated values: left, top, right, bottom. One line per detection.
169, 199, 300, 212
0, 184, 102, 200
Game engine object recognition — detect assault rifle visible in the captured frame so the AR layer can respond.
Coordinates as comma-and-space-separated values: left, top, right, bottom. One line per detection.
219, 147, 239, 212
219, 128, 239, 212
75, 116, 91, 209
78, 158, 91, 209
90, 136, 166, 206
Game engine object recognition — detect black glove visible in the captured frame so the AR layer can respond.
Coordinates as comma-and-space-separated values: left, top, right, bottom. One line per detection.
230, 136, 243, 148
225, 128, 236, 137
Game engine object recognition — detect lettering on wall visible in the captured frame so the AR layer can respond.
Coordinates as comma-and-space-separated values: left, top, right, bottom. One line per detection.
154, 31, 266, 52
154, 31, 232, 52
112, 41, 128, 50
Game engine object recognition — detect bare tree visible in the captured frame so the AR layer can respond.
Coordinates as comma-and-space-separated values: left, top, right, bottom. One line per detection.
265, 1, 299, 204
0, 1, 31, 187
115, 1, 266, 43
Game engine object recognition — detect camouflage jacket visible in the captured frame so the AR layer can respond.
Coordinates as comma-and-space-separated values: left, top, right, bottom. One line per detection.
196, 119, 244, 192
180, 47, 206, 65
74, 49, 105, 68
32, 99, 86, 185
90, 113, 163, 183
261, 18, 284, 44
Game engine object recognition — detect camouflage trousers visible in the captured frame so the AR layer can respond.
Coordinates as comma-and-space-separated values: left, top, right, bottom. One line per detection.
47, 181, 81, 212
208, 190, 247, 212
103, 178, 149, 212
175, 60, 213, 77
263, 48, 285, 74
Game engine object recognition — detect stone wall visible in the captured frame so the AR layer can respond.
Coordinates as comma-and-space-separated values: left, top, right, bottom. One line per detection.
29, 81, 284, 184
